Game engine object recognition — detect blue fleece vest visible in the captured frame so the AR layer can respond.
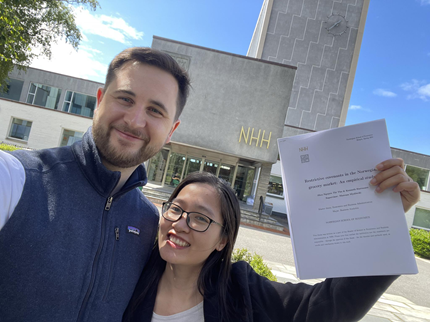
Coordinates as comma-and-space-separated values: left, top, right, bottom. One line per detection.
0, 130, 159, 322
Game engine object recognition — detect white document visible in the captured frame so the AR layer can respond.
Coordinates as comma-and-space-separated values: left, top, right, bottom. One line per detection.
278, 119, 418, 279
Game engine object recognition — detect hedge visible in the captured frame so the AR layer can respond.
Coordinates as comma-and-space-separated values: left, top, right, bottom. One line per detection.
410, 228, 430, 259
0, 143, 22, 152
232, 248, 277, 281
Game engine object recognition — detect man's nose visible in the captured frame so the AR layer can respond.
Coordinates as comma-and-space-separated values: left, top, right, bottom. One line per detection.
124, 106, 147, 128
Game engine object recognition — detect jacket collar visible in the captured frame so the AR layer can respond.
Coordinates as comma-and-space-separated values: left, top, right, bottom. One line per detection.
71, 128, 148, 197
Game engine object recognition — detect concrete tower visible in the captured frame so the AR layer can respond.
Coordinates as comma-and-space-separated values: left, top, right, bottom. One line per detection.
248, 0, 370, 135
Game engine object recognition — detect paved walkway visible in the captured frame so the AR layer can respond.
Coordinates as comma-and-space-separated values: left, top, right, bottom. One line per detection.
264, 258, 430, 321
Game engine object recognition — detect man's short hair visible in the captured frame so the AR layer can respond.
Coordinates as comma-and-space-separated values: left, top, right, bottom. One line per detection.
104, 47, 191, 120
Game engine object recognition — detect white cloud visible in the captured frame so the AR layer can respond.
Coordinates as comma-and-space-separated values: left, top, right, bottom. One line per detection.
349, 105, 370, 112
73, 7, 143, 45
30, 42, 107, 83
80, 45, 102, 55
417, 84, 430, 100
400, 79, 430, 101
373, 88, 397, 97
27, 7, 144, 83
419, 0, 430, 5
400, 79, 424, 91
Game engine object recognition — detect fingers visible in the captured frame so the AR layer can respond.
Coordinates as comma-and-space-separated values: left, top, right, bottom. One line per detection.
392, 180, 420, 194
375, 158, 405, 171
370, 158, 410, 193
371, 158, 421, 212
372, 173, 407, 193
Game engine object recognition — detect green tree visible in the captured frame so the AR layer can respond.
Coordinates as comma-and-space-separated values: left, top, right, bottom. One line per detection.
0, 0, 99, 88
405, 165, 429, 190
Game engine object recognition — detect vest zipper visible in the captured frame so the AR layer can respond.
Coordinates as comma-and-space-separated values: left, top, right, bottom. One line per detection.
103, 227, 120, 301
115, 227, 120, 240
105, 197, 113, 210
77, 197, 113, 321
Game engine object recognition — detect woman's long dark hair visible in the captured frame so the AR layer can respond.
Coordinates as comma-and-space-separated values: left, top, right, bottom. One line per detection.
124, 172, 242, 321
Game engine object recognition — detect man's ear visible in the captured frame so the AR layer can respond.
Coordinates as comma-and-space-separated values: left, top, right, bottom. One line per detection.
216, 237, 228, 252
96, 88, 104, 108
165, 119, 180, 144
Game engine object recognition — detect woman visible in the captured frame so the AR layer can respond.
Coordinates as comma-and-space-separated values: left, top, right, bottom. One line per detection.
124, 159, 420, 322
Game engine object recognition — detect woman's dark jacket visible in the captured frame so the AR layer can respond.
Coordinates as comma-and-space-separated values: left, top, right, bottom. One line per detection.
124, 261, 397, 322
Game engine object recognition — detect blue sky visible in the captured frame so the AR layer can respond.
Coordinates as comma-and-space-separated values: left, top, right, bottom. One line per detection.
30, 0, 430, 155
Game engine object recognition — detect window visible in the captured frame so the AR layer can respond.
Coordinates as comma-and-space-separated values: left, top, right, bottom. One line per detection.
26, 83, 62, 109
268, 175, 283, 196
60, 129, 84, 147
9, 118, 32, 141
0, 78, 24, 101
405, 165, 429, 191
63, 91, 96, 117
412, 208, 430, 230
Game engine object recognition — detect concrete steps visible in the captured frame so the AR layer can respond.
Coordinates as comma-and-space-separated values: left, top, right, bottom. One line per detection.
141, 186, 287, 233
240, 208, 286, 232
141, 186, 171, 205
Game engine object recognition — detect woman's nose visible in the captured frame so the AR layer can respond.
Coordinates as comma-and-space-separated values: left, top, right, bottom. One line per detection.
171, 212, 190, 232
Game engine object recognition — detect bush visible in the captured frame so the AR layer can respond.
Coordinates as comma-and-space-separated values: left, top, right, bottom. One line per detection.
410, 228, 430, 259
0, 143, 21, 152
232, 248, 277, 281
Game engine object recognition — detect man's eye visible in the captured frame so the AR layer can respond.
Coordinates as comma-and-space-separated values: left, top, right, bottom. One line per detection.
119, 97, 132, 104
148, 107, 163, 115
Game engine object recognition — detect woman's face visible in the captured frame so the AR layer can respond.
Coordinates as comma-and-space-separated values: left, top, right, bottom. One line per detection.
158, 183, 227, 268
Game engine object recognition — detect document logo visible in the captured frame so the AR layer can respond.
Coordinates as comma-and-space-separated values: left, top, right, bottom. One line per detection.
301, 154, 310, 163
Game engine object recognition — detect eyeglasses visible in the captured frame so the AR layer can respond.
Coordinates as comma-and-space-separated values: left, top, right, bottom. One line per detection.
162, 202, 224, 232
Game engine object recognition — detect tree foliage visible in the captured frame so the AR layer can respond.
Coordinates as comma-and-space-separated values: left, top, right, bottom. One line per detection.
0, 0, 99, 87
405, 165, 429, 190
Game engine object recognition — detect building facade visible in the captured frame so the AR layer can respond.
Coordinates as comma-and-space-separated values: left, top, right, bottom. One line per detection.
0, 37, 297, 212
1, 0, 428, 231
0, 67, 99, 149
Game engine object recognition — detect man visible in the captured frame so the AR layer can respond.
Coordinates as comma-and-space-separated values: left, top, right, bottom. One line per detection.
0, 48, 191, 321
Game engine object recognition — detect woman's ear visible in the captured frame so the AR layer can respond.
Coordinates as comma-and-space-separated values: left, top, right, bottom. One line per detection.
216, 237, 228, 252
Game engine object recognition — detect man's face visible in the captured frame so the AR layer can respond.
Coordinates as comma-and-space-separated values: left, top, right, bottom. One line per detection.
93, 62, 180, 169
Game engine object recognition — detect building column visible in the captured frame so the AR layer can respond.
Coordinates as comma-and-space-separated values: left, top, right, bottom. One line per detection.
253, 162, 272, 211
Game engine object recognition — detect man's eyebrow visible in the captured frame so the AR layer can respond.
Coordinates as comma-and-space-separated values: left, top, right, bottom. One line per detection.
112, 90, 168, 115
112, 89, 136, 97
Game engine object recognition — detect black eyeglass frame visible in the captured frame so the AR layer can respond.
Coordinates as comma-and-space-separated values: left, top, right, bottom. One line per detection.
162, 202, 224, 232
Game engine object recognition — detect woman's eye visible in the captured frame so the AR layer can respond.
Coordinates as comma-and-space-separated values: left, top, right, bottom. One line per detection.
195, 215, 210, 224
170, 206, 182, 213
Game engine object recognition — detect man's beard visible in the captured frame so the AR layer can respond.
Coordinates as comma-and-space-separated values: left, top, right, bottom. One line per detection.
92, 122, 160, 169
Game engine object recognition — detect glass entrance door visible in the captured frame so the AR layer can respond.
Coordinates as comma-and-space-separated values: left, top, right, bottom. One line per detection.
164, 152, 186, 187
183, 157, 202, 177
147, 149, 169, 184
233, 165, 255, 202
203, 160, 218, 175
218, 164, 235, 184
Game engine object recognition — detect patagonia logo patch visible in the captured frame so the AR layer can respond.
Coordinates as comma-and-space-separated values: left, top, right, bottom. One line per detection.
127, 226, 140, 236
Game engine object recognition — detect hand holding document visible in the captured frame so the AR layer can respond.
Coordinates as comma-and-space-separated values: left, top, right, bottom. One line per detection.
278, 119, 418, 280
